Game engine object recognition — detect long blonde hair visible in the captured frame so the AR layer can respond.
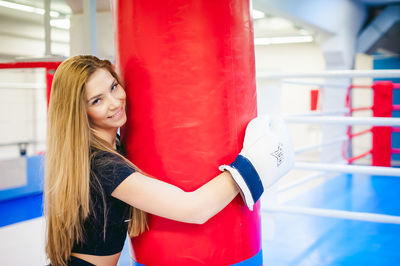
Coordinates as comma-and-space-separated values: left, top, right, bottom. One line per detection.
45, 55, 147, 266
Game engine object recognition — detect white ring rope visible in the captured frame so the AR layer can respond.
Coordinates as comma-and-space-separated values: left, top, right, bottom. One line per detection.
258, 69, 400, 225
0, 140, 44, 147
295, 136, 348, 155
258, 69, 400, 79
280, 80, 350, 89
0, 82, 46, 90
278, 172, 329, 192
288, 109, 350, 117
295, 162, 400, 177
285, 116, 400, 126
262, 205, 400, 224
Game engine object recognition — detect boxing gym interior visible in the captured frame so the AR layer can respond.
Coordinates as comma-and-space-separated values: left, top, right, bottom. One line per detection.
0, 0, 399, 265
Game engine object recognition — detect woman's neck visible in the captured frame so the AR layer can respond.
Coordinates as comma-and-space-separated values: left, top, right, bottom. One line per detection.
95, 128, 118, 149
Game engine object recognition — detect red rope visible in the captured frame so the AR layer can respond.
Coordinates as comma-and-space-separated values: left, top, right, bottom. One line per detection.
349, 84, 372, 89
350, 106, 372, 112
347, 149, 372, 164
349, 128, 372, 138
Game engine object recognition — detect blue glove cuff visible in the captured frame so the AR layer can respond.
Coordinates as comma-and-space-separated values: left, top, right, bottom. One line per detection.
230, 154, 264, 207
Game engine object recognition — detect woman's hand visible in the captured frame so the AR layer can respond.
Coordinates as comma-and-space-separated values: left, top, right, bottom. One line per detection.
219, 116, 295, 210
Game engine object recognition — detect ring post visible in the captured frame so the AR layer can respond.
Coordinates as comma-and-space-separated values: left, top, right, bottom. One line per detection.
372, 81, 393, 166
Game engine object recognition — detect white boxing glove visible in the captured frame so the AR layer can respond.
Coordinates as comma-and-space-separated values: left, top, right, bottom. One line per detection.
219, 116, 295, 210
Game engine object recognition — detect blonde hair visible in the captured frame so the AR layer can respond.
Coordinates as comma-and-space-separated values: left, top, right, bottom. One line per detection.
45, 55, 147, 266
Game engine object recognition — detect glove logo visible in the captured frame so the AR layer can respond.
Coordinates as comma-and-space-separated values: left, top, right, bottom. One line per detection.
271, 143, 284, 167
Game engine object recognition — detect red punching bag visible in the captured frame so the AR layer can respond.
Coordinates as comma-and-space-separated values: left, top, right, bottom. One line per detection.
112, 1, 261, 265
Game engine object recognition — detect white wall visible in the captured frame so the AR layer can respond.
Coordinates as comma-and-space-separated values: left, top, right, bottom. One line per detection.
255, 42, 326, 161
70, 11, 114, 60
351, 53, 374, 165
0, 68, 47, 159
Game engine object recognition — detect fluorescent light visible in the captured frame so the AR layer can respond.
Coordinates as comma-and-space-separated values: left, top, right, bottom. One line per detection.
254, 35, 313, 45
253, 9, 265, 19
0, 0, 60, 17
50, 18, 70, 29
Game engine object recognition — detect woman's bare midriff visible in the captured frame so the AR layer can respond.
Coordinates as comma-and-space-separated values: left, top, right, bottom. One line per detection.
71, 252, 121, 266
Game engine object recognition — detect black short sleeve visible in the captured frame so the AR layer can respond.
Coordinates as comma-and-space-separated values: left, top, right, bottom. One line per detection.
71, 143, 134, 256
91, 151, 135, 195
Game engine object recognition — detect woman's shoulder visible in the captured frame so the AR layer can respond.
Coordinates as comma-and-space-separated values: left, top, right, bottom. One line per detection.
90, 148, 123, 166
89, 146, 135, 194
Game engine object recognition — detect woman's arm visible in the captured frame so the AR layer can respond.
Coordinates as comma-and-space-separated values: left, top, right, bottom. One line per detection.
112, 116, 295, 224
111, 171, 239, 224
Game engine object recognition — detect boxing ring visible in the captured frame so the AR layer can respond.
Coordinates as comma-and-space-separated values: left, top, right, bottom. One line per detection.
0, 54, 399, 263
257, 69, 400, 260
256, 69, 400, 264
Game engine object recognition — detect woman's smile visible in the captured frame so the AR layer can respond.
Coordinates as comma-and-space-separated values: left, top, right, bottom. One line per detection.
108, 107, 125, 120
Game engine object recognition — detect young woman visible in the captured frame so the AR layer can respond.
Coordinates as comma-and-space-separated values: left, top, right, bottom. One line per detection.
45, 55, 291, 266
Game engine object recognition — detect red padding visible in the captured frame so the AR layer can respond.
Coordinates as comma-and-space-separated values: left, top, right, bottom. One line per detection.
372, 81, 393, 166
46, 68, 56, 108
112, 0, 260, 265
310, 89, 319, 111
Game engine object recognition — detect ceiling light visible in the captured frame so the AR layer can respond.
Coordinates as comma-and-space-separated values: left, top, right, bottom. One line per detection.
0, 0, 60, 17
253, 9, 265, 19
50, 18, 70, 29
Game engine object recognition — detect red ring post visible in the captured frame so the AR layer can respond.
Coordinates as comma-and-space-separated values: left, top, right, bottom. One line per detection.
112, 1, 260, 265
372, 81, 394, 166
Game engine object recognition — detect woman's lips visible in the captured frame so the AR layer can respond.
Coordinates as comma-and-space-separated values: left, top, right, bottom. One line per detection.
108, 107, 124, 119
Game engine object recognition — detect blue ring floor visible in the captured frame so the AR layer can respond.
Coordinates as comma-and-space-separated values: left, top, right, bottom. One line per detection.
1, 172, 399, 265
262, 172, 400, 266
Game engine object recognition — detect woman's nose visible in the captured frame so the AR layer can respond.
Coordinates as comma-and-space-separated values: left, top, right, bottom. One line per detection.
108, 95, 120, 109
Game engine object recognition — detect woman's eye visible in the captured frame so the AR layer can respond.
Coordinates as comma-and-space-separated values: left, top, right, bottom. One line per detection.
92, 98, 100, 105
111, 83, 118, 91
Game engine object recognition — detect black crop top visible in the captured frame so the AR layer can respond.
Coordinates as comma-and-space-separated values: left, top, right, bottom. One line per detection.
71, 145, 135, 255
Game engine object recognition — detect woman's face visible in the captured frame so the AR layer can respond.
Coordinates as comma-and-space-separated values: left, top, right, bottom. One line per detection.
85, 68, 127, 134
